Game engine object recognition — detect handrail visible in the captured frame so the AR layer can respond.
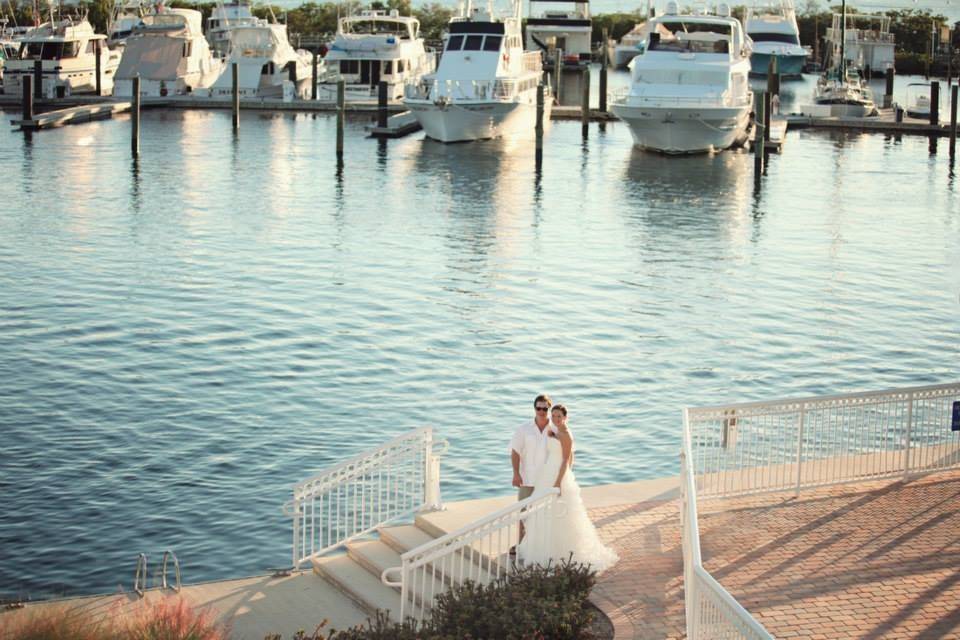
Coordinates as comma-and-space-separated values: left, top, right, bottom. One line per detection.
287, 427, 447, 569
161, 550, 181, 592
384, 489, 560, 620
133, 553, 148, 598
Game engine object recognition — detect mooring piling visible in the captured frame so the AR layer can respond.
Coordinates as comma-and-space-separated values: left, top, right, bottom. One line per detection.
377, 81, 388, 129
554, 48, 563, 104
581, 67, 590, 138
95, 40, 102, 97
931, 81, 940, 126
755, 92, 766, 180
132, 76, 141, 157
232, 62, 240, 132
950, 84, 958, 157
884, 67, 895, 108
312, 51, 319, 101
21, 75, 33, 123
536, 83, 544, 168
600, 29, 608, 113
33, 59, 42, 99
336, 79, 345, 162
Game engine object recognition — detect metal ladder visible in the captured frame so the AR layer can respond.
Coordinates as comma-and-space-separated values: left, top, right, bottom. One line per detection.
133, 550, 181, 598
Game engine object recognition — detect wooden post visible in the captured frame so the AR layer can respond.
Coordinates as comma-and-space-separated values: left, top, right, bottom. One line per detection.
232, 62, 240, 132
535, 83, 544, 167
581, 66, 590, 138
950, 84, 958, 157
336, 79, 345, 162
864, 64, 871, 80
95, 39, 102, 97
132, 76, 141, 157
599, 28, 608, 113
22, 75, 33, 123
377, 80, 388, 129
311, 50, 318, 101
931, 81, 940, 126
554, 47, 563, 104
754, 92, 765, 179
764, 90, 771, 142
33, 59, 42, 99
766, 55, 778, 96
884, 67, 894, 109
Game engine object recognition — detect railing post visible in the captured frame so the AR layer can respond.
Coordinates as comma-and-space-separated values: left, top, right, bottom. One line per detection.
903, 393, 914, 478
424, 430, 443, 510
795, 405, 806, 496
292, 498, 301, 569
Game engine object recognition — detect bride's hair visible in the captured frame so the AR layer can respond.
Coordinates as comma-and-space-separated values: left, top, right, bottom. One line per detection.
552, 404, 567, 417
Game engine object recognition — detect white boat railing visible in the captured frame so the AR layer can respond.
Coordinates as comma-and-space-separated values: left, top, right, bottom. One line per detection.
609, 86, 753, 108
283, 427, 448, 569
381, 489, 560, 621
405, 76, 544, 102
681, 382, 960, 638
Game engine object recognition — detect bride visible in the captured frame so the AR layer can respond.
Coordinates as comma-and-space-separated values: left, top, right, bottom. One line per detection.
517, 404, 618, 573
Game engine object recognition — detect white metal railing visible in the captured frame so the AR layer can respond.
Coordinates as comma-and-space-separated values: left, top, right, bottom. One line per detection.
284, 428, 448, 569
680, 382, 960, 638
609, 86, 753, 108
405, 77, 544, 103
381, 489, 560, 621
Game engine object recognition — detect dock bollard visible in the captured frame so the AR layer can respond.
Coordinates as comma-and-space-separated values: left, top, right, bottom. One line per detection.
599, 28, 608, 113
535, 84, 544, 168
754, 92, 766, 180
554, 47, 563, 105
311, 50, 318, 101
884, 67, 894, 109
336, 79, 345, 162
950, 84, 958, 157
132, 76, 141, 157
581, 67, 590, 138
95, 40, 102, 97
377, 80, 388, 129
22, 75, 33, 123
33, 59, 42, 99
232, 62, 240, 132
931, 81, 940, 126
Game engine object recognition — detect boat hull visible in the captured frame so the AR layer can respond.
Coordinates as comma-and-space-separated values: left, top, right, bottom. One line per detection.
814, 101, 876, 118
749, 51, 806, 78
614, 45, 640, 68
405, 96, 551, 143
610, 103, 751, 154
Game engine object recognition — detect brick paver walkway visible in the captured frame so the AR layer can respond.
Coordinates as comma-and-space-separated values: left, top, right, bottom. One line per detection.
590, 469, 960, 639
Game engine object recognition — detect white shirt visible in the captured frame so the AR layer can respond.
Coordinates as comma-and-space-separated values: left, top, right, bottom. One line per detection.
509, 419, 557, 487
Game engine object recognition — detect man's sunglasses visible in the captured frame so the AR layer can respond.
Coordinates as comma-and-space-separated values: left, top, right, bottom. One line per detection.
535, 405, 551, 411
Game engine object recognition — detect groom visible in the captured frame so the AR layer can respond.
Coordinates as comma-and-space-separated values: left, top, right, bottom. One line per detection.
510, 394, 557, 547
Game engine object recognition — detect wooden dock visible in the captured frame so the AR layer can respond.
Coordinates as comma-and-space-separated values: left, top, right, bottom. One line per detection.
367, 110, 421, 138
786, 107, 952, 136
10, 101, 131, 130
749, 115, 788, 152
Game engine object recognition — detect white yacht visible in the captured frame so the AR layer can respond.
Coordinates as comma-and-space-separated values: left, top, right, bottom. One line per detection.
107, 0, 144, 49
206, 0, 262, 57
744, 0, 806, 77
319, 10, 434, 102
610, 2, 753, 154
611, 22, 647, 68
824, 11, 894, 76
3, 17, 120, 97
114, 8, 223, 97
208, 22, 315, 99
525, 0, 591, 66
404, 0, 552, 142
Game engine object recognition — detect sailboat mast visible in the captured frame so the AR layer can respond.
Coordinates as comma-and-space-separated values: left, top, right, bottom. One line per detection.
839, 0, 846, 77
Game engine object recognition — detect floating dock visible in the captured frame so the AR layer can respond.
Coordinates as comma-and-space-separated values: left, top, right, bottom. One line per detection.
11, 101, 132, 130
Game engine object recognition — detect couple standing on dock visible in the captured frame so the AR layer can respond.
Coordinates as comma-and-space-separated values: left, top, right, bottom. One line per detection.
509, 394, 618, 572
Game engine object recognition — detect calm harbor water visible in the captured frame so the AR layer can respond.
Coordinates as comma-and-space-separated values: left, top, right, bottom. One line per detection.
1, 70, 959, 600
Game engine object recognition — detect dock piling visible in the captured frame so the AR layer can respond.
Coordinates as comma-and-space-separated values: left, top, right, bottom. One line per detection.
581, 67, 590, 138
950, 84, 958, 157
336, 79, 345, 162
754, 92, 766, 181
22, 75, 33, 123
536, 84, 544, 168
600, 28, 608, 113
767, 55, 779, 97
931, 81, 940, 126
764, 91, 771, 142
95, 40, 102, 97
33, 59, 42, 99
884, 67, 894, 109
377, 80, 388, 129
312, 51, 318, 101
232, 62, 240, 132
132, 76, 141, 157
554, 48, 563, 104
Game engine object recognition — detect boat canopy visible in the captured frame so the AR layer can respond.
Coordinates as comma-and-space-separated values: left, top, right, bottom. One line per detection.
116, 35, 186, 79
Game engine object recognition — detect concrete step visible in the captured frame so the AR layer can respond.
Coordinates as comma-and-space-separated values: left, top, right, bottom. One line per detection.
311, 553, 402, 621
384, 523, 500, 585
379, 524, 436, 554
346, 539, 403, 582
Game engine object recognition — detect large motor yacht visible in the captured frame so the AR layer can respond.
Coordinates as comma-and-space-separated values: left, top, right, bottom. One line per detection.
610, 2, 753, 154
206, 0, 262, 57
525, 0, 591, 66
744, 0, 806, 77
208, 22, 315, 99
3, 15, 120, 97
114, 8, 223, 97
319, 10, 434, 102
404, 0, 552, 142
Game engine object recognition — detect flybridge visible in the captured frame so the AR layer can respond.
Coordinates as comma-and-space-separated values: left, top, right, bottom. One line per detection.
448, 22, 505, 34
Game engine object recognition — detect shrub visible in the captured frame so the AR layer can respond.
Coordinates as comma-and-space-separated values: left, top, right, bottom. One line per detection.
268, 558, 599, 640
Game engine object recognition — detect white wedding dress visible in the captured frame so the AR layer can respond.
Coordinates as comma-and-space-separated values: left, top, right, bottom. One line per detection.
517, 436, 618, 573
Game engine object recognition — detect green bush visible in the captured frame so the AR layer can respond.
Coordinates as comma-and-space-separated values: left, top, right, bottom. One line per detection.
267, 558, 599, 640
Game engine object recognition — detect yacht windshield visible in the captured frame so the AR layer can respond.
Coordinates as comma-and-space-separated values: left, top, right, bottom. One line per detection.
19, 40, 80, 59
648, 22, 731, 53
347, 20, 411, 38
749, 31, 798, 45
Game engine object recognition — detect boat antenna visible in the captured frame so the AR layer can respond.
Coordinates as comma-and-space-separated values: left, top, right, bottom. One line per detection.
839, 0, 845, 79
